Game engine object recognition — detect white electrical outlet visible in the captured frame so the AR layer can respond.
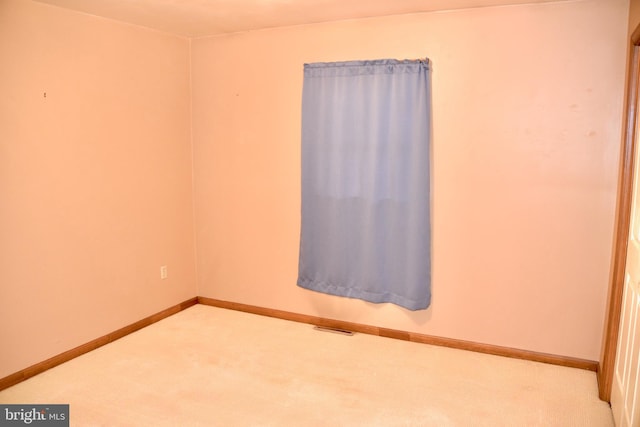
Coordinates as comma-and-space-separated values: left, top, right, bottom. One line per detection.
160, 265, 168, 279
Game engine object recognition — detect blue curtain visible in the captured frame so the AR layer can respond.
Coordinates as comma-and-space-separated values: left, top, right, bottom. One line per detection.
297, 59, 431, 311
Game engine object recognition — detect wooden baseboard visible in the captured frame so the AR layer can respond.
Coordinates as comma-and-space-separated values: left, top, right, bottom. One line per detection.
1, 296, 598, 392
198, 297, 599, 372
0, 297, 198, 391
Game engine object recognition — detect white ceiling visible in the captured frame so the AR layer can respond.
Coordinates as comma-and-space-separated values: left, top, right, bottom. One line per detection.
33, 0, 568, 38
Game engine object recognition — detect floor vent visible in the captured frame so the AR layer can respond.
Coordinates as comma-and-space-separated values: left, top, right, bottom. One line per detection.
313, 325, 354, 336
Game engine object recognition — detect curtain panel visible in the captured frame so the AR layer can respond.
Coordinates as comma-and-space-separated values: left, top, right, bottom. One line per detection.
297, 59, 431, 311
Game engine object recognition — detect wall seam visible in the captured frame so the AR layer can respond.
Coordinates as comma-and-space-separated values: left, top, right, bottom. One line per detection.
188, 37, 200, 296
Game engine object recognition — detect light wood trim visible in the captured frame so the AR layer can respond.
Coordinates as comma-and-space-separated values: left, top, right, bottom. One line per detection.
598, 23, 640, 402
199, 297, 598, 371
0, 297, 198, 391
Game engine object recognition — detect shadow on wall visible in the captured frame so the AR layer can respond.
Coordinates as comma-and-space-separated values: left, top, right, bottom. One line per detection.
302, 287, 434, 327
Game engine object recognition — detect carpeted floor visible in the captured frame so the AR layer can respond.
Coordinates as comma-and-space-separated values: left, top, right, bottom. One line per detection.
0, 304, 614, 426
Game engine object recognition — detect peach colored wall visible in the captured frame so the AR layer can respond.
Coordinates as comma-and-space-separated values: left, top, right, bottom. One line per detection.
192, 0, 629, 361
0, 0, 196, 378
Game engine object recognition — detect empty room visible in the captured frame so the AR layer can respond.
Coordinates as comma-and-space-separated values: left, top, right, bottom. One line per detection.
1, 0, 639, 425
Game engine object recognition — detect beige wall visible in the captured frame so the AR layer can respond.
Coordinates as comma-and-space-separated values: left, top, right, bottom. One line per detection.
0, 0, 196, 378
192, 0, 629, 361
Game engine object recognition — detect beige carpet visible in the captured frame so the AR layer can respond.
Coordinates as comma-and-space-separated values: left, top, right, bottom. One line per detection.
0, 305, 613, 426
